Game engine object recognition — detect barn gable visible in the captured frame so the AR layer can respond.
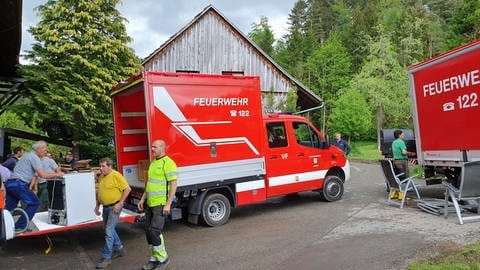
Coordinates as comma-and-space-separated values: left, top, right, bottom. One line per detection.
142, 5, 321, 111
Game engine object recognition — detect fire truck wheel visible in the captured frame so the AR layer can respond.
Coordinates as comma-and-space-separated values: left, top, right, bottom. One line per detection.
200, 193, 231, 227
320, 175, 344, 202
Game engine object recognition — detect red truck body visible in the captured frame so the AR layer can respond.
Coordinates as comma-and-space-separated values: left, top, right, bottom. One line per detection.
409, 40, 480, 224
111, 71, 350, 226
409, 40, 480, 166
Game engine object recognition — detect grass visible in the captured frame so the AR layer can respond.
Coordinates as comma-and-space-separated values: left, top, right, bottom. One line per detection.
348, 140, 383, 161
408, 241, 480, 270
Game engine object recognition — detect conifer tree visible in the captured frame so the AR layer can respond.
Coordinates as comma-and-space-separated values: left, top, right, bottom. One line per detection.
21, 0, 141, 144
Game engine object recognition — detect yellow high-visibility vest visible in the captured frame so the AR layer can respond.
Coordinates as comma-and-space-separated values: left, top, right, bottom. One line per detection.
145, 156, 177, 207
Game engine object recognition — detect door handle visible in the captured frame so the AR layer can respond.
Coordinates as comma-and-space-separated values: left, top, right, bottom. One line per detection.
297, 153, 305, 157
270, 156, 278, 159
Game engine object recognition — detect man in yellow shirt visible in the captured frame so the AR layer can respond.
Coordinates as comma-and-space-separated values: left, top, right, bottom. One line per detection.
94, 157, 131, 269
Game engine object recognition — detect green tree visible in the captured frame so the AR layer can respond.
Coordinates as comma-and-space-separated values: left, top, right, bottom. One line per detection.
278, 88, 299, 113
262, 88, 277, 113
424, 0, 463, 25
248, 16, 275, 56
327, 88, 374, 140
423, 0, 463, 51
287, 29, 318, 79
350, 29, 411, 145
306, 0, 336, 44
0, 112, 33, 132
286, 0, 308, 37
447, 0, 480, 48
275, 0, 318, 78
20, 0, 141, 145
304, 32, 352, 103
342, 0, 381, 72
272, 39, 292, 74
377, 0, 446, 65
330, 0, 353, 38
262, 87, 298, 113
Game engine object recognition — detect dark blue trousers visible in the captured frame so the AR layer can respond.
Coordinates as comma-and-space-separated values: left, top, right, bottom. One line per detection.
5, 180, 40, 229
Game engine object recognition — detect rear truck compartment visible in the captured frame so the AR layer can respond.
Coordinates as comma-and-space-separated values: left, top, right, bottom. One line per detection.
408, 40, 480, 224
111, 71, 350, 226
409, 40, 480, 166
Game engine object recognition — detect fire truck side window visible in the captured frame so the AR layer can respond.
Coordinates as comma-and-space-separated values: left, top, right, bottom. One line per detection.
293, 122, 320, 148
266, 122, 288, 148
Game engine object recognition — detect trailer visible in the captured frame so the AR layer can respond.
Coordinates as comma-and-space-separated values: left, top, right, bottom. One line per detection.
1, 172, 138, 253
0, 129, 139, 251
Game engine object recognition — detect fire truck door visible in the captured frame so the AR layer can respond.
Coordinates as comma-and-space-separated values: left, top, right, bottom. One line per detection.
265, 121, 324, 197
288, 121, 325, 191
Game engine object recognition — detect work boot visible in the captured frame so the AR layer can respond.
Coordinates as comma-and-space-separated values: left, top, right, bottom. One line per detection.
95, 258, 111, 269
390, 190, 398, 200
112, 247, 125, 259
154, 258, 170, 270
397, 191, 404, 200
142, 261, 159, 270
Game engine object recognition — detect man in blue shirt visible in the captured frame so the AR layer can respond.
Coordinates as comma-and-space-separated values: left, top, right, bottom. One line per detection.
332, 133, 351, 156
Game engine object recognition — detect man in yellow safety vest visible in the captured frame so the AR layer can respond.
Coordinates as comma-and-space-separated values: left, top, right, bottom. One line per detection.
137, 139, 178, 270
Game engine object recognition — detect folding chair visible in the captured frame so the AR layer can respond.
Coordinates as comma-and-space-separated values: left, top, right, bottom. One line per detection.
379, 159, 421, 208
442, 161, 480, 224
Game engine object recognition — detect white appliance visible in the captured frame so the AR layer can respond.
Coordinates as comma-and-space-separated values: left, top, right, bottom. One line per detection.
48, 172, 97, 226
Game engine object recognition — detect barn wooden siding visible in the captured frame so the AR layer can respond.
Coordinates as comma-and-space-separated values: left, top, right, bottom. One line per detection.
143, 11, 292, 96
142, 6, 321, 111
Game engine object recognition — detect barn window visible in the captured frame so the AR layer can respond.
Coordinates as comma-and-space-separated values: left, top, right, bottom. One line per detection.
222, 71, 244, 76
176, 70, 200, 73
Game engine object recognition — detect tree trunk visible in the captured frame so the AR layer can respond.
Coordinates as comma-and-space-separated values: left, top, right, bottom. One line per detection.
376, 105, 383, 153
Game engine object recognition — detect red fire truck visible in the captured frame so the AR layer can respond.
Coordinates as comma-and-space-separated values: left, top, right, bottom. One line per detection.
111, 71, 350, 226
409, 40, 480, 223
409, 40, 480, 165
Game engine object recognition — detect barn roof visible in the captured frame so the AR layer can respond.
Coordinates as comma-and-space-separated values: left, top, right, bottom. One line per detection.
0, 0, 26, 114
142, 5, 322, 109
0, 0, 22, 78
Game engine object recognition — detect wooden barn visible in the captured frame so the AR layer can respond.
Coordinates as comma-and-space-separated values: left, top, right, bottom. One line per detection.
142, 5, 321, 111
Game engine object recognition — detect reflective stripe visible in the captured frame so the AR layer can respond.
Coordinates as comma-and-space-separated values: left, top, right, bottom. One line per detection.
165, 171, 177, 178
147, 190, 167, 196
148, 178, 166, 185
150, 234, 168, 261
153, 245, 165, 251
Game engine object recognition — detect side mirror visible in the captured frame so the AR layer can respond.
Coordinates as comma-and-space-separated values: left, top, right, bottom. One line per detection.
323, 135, 330, 149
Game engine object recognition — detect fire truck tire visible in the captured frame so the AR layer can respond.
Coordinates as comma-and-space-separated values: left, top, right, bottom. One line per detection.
200, 193, 231, 227
320, 175, 344, 202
